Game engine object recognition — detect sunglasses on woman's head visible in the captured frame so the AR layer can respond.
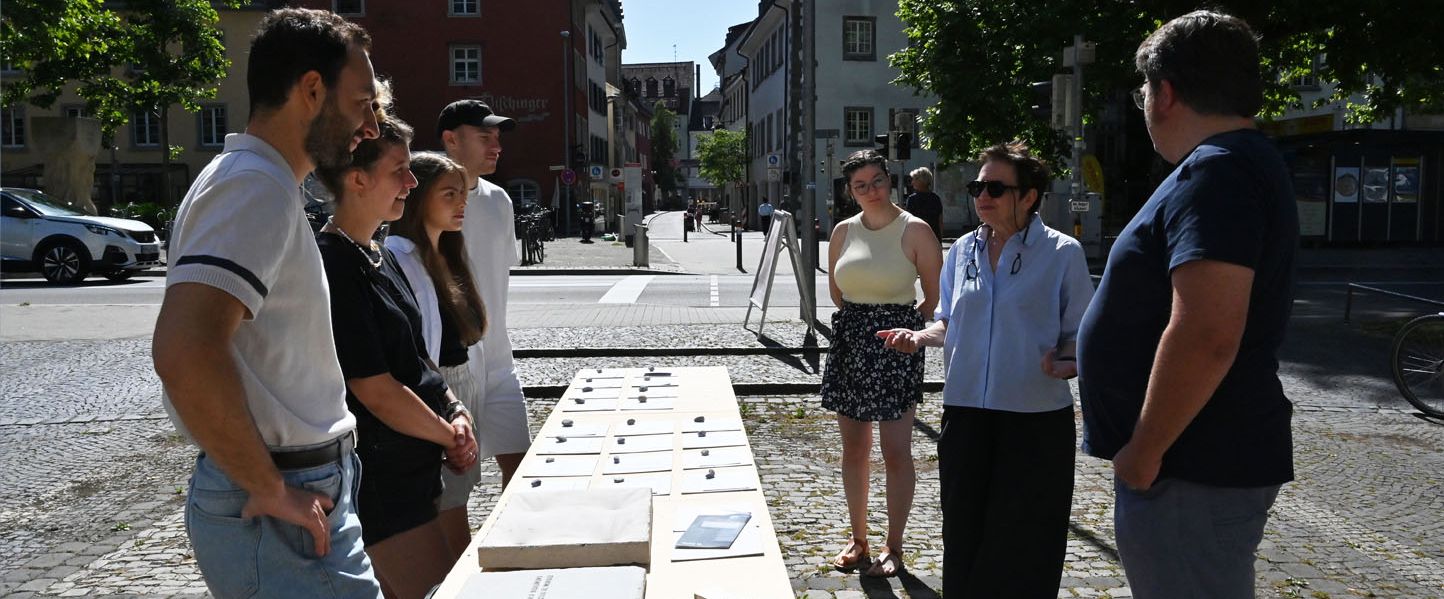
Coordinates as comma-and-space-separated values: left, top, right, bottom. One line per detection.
966, 180, 1020, 199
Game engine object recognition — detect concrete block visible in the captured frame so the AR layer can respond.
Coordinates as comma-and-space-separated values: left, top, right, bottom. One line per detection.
477, 487, 651, 569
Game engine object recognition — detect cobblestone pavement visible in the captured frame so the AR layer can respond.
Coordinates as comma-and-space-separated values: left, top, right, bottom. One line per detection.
2, 314, 1441, 597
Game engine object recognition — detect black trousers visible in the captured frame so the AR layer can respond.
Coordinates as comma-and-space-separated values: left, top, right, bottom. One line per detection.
939, 405, 1076, 598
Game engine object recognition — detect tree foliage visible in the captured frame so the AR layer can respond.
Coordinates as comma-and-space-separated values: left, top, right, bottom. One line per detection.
1, 0, 239, 151
695, 128, 747, 189
649, 101, 685, 197
891, 0, 1444, 166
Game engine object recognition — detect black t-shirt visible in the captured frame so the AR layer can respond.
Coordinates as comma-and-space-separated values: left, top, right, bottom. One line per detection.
437, 305, 470, 367
1077, 128, 1297, 487
318, 233, 450, 456
905, 191, 943, 241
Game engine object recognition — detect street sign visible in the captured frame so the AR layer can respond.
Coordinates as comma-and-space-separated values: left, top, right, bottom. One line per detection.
805, 182, 816, 190
767, 168, 781, 182
1070, 200, 1090, 213
610, 167, 624, 181
560, 168, 577, 185
548, 165, 564, 171
588, 165, 605, 180
766, 154, 781, 168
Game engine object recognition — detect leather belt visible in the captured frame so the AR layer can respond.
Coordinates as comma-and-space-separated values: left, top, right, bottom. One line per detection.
270, 432, 355, 471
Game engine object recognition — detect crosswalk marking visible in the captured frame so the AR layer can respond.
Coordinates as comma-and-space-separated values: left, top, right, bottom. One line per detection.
709, 275, 720, 307
597, 275, 655, 304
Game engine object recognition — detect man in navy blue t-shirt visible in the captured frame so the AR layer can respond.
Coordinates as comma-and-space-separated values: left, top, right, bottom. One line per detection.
1077, 11, 1297, 598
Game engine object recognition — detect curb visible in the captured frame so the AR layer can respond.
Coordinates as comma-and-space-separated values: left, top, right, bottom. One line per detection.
521, 380, 945, 399
510, 267, 692, 276
513, 346, 829, 358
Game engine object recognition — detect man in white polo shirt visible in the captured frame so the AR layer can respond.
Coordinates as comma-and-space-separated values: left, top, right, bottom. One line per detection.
151, 9, 382, 597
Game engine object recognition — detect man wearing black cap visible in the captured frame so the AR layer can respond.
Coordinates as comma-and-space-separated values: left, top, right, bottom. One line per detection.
435, 99, 529, 554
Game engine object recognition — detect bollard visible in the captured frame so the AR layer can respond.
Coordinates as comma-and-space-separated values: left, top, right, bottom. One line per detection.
683, 212, 688, 243
735, 224, 744, 272
633, 223, 649, 267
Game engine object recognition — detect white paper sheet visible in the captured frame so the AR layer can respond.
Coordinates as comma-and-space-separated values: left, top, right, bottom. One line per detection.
680, 466, 757, 494
575, 386, 623, 399
681, 430, 749, 449
625, 387, 680, 398
515, 477, 591, 492
595, 471, 673, 496
559, 397, 620, 412
553, 419, 609, 437
459, 566, 646, 598
524, 454, 599, 478
681, 446, 753, 470
620, 396, 676, 411
570, 378, 625, 389
610, 418, 675, 436
668, 525, 765, 562
680, 416, 744, 433
607, 433, 675, 453
601, 450, 675, 474
535, 435, 605, 455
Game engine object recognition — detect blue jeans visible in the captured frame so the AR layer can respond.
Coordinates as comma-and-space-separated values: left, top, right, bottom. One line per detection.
185, 449, 382, 599
1114, 477, 1280, 599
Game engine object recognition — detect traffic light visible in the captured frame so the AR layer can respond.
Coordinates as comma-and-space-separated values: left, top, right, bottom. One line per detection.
1029, 80, 1053, 122
874, 133, 890, 160
895, 132, 912, 161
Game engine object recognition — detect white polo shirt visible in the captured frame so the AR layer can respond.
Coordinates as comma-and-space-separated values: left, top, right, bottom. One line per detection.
462, 177, 520, 379
162, 133, 356, 448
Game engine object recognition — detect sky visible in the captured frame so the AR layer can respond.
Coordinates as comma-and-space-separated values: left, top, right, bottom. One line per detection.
619, 0, 759, 94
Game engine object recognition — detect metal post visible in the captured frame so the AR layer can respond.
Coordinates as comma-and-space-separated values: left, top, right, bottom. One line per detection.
799, 0, 817, 323
735, 220, 744, 272
560, 30, 573, 237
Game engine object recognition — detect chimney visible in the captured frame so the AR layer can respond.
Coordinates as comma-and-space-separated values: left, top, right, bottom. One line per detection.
696, 64, 701, 99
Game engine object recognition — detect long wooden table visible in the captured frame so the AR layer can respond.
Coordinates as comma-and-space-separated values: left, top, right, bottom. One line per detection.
432, 366, 793, 598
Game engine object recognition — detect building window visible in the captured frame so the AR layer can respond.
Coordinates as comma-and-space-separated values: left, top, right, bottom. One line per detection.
199, 105, 227, 147
663, 76, 675, 98
451, 45, 481, 85
629, 78, 641, 96
449, 0, 478, 16
645, 77, 658, 98
1, 105, 25, 148
843, 17, 876, 61
62, 105, 86, 118
844, 106, 872, 146
507, 180, 540, 206
1, 59, 20, 75
333, 0, 363, 16
132, 110, 161, 147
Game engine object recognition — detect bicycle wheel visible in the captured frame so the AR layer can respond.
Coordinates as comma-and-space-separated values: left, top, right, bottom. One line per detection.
1391, 313, 1444, 418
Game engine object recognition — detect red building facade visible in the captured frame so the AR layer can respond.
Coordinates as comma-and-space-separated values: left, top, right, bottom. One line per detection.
294, 1, 624, 220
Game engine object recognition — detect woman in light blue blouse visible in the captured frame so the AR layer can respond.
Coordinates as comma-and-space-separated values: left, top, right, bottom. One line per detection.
878, 141, 1094, 597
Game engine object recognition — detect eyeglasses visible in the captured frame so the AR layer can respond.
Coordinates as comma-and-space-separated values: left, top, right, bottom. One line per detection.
850, 175, 890, 194
966, 180, 1020, 199
1131, 85, 1146, 110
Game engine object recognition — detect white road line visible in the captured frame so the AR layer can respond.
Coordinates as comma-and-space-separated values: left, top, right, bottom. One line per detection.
510, 282, 615, 288
709, 275, 720, 307
597, 275, 655, 304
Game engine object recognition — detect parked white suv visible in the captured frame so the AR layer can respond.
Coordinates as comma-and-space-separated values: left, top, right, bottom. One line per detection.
1, 187, 163, 283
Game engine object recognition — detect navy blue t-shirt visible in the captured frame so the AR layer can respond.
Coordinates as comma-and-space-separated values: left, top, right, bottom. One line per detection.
1077, 128, 1297, 488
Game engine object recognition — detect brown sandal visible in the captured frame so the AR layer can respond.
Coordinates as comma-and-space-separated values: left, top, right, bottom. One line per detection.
830, 537, 870, 572
865, 548, 904, 577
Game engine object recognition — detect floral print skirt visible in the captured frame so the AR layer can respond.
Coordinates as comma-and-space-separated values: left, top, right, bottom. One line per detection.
820, 301, 925, 421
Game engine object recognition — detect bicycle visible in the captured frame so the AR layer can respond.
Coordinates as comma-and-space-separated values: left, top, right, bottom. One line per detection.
1390, 311, 1444, 419
514, 208, 551, 265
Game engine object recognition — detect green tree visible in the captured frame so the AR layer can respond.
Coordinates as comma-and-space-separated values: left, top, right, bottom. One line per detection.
1, 0, 239, 207
891, 0, 1444, 166
695, 128, 747, 190
649, 101, 685, 201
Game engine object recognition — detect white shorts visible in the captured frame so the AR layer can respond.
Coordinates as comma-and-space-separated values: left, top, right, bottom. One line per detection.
474, 364, 531, 459
437, 363, 482, 511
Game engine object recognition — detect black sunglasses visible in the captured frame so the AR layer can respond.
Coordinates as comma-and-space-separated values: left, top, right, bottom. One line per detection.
966, 180, 1021, 199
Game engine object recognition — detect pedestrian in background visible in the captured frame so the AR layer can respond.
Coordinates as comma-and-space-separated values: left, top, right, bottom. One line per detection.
904, 167, 943, 244
821, 149, 943, 578
384, 151, 491, 561
758, 196, 775, 230
879, 142, 1093, 597
315, 116, 478, 598
1078, 11, 1298, 598
152, 9, 384, 597
438, 101, 533, 498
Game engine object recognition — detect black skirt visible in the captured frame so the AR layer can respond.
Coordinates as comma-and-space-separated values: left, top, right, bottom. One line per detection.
820, 301, 925, 421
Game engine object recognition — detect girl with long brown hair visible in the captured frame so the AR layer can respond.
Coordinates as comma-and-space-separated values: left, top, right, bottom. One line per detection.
383, 151, 489, 559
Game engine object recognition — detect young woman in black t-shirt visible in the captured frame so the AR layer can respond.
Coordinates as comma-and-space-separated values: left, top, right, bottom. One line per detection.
384, 151, 489, 560
314, 114, 479, 599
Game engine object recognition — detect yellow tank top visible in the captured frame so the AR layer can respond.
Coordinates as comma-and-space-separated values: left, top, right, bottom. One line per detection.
833, 211, 918, 305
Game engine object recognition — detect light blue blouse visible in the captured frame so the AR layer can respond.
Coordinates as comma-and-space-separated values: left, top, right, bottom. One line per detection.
935, 216, 1094, 413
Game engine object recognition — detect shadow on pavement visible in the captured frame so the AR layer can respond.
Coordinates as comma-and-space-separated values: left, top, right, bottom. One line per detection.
856, 571, 941, 598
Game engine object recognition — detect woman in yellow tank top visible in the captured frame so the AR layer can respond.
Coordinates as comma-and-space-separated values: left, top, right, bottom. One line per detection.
821, 150, 943, 577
